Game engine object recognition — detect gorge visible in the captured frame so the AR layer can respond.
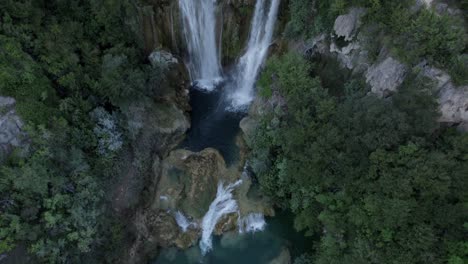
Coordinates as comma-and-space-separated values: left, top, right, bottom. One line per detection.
0, 0, 466, 264
151, 0, 300, 262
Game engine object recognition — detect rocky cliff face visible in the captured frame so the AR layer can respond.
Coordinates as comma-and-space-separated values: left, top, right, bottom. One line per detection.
138, 0, 259, 65
299, 6, 468, 131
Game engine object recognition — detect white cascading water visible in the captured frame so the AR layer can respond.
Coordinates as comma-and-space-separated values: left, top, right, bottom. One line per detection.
174, 211, 196, 232
200, 180, 242, 254
238, 213, 266, 233
229, 0, 280, 109
179, 0, 222, 91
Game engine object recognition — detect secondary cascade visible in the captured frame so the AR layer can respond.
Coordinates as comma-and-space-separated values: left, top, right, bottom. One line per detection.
229, 0, 280, 109
199, 180, 242, 254
179, 0, 222, 91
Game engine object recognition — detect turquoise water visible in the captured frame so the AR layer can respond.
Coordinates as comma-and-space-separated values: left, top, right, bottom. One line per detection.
153, 212, 309, 264
168, 85, 309, 264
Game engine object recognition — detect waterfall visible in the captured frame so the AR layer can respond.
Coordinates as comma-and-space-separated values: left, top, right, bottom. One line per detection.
200, 180, 242, 255
179, 0, 222, 91
174, 211, 196, 232
238, 213, 266, 233
229, 0, 280, 109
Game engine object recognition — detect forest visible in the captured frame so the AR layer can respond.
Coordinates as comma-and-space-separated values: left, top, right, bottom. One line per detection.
252, 0, 467, 263
0, 0, 467, 263
0, 0, 164, 262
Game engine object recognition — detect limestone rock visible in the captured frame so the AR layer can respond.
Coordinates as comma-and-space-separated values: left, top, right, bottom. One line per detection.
149, 50, 178, 67
417, 63, 468, 129
0, 96, 26, 162
366, 57, 408, 97
333, 8, 366, 42
154, 148, 227, 219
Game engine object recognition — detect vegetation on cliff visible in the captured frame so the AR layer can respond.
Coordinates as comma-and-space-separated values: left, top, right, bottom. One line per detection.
252, 52, 467, 264
286, 0, 467, 85
0, 0, 166, 262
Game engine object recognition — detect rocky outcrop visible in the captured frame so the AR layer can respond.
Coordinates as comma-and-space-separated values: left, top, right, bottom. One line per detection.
302, 7, 467, 130
125, 145, 274, 263
139, 0, 256, 64
333, 8, 366, 42
153, 148, 228, 218
417, 62, 468, 130
366, 57, 408, 98
111, 48, 190, 215
0, 97, 27, 162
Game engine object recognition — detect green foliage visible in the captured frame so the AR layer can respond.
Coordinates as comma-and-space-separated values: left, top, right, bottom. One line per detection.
390, 10, 467, 68
253, 53, 468, 264
0, 121, 104, 262
448, 54, 468, 86
0, 0, 162, 262
0, 36, 58, 124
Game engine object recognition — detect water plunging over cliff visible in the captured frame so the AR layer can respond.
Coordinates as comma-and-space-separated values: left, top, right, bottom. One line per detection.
229, 0, 280, 109
200, 180, 242, 254
179, 0, 222, 91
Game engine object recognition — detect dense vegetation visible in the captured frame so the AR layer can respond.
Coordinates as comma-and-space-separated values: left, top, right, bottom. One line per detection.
286, 0, 468, 85
0, 0, 163, 262
253, 53, 467, 264
260, 2, 468, 262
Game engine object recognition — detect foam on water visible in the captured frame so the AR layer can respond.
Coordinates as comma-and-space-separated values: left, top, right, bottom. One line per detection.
200, 180, 242, 254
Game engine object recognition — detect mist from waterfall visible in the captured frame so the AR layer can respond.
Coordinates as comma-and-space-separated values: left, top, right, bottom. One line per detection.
179, 0, 222, 91
200, 180, 242, 255
228, 0, 280, 109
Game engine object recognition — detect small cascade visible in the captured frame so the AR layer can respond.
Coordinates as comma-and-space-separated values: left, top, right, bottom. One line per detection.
179, 0, 222, 91
229, 0, 280, 109
200, 180, 242, 254
174, 211, 196, 232
238, 213, 267, 233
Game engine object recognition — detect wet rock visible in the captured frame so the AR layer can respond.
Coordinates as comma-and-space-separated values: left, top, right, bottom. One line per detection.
366, 57, 408, 97
154, 148, 227, 219
214, 213, 238, 235
333, 8, 366, 42
0, 96, 27, 163
175, 228, 200, 249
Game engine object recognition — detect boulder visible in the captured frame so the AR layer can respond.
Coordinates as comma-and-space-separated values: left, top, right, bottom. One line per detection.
366, 57, 408, 97
0, 96, 27, 162
154, 148, 227, 219
149, 50, 179, 67
417, 63, 468, 129
333, 8, 366, 42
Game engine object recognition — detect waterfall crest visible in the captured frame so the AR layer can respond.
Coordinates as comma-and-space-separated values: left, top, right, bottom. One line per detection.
179, 0, 222, 91
200, 180, 242, 254
229, 0, 280, 109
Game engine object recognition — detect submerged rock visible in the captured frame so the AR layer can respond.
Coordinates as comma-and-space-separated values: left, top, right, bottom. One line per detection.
269, 247, 291, 264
